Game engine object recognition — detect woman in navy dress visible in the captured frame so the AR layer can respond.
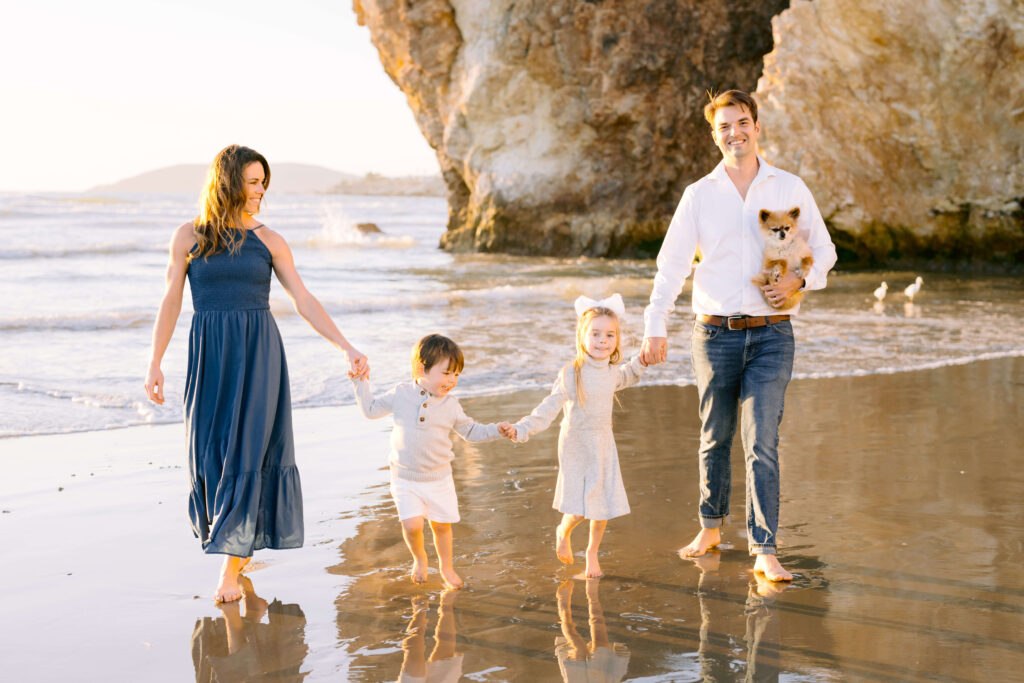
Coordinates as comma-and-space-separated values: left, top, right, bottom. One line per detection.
145, 145, 368, 603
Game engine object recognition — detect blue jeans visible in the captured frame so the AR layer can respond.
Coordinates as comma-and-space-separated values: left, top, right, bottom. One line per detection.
689, 319, 795, 555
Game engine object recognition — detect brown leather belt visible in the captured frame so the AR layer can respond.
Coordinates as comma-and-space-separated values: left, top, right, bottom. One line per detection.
696, 314, 791, 330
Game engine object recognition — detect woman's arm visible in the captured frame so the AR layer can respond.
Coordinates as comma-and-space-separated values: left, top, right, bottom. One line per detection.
257, 227, 369, 379
144, 222, 194, 404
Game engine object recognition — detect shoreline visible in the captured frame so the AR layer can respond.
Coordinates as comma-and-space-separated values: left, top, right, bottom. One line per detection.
6, 349, 1022, 441
2, 356, 1022, 680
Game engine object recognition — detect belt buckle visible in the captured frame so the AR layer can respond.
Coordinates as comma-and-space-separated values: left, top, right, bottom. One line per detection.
726, 315, 746, 330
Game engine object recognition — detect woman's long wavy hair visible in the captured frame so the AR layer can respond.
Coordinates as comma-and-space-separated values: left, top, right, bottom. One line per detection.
571, 306, 622, 407
191, 145, 270, 260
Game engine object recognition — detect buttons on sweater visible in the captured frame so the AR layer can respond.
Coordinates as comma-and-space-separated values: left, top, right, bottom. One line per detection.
419, 417, 425, 422
422, 402, 428, 408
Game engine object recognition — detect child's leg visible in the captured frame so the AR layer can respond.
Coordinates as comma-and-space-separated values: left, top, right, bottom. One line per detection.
556, 513, 586, 565
429, 521, 463, 589
429, 588, 458, 661
401, 516, 429, 584
399, 596, 429, 679
585, 519, 608, 578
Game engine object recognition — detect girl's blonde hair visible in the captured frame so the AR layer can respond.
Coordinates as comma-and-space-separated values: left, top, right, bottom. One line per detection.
191, 144, 271, 260
572, 306, 622, 406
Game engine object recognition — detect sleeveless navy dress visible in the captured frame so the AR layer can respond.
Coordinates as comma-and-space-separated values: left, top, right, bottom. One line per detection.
184, 229, 303, 557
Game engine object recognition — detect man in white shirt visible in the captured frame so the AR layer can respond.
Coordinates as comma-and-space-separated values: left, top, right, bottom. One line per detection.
641, 90, 837, 581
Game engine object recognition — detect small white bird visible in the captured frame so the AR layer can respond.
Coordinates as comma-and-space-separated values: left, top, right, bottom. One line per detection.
873, 281, 888, 302
904, 276, 923, 302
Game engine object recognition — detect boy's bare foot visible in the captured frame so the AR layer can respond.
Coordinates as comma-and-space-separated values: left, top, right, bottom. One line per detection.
678, 528, 721, 558
556, 522, 574, 565
753, 553, 793, 582
410, 559, 428, 584
440, 566, 464, 590
584, 552, 603, 578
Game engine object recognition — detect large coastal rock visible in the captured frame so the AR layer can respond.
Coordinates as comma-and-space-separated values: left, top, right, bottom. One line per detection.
353, 0, 785, 256
756, 0, 1024, 264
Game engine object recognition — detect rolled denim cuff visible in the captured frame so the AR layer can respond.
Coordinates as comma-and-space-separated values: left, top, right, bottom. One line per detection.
699, 515, 727, 529
749, 544, 777, 556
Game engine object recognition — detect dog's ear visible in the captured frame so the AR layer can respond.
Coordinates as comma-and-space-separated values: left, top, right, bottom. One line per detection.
788, 207, 800, 220
759, 209, 771, 223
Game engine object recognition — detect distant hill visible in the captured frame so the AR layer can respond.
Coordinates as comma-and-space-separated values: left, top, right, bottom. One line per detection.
327, 173, 446, 197
91, 163, 360, 194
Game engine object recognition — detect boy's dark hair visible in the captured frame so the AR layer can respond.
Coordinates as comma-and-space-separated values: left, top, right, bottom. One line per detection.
411, 334, 465, 376
703, 89, 759, 127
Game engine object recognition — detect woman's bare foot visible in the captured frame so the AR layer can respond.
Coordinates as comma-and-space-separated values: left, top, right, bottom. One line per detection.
678, 528, 721, 558
214, 557, 243, 603
556, 521, 574, 565
753, 553, 793, 582
440, 566, 464, 589
410, 559, 428, 585
237, 556, 252, 573
584, 552, 602, 578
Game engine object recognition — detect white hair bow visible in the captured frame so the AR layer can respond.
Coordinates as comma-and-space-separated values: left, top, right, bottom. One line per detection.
574, 293, 625, 318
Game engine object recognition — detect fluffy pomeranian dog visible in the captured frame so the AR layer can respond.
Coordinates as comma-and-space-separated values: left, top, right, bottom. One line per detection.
751, 207, 814, 310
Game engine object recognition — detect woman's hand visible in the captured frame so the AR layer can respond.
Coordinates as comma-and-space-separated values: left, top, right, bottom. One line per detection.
346, 350, 369, 380
145, 366, 165, 404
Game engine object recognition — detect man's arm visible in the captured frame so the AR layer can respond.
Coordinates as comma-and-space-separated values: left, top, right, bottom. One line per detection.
643, 186, 699, 364
795, 179, 837, 291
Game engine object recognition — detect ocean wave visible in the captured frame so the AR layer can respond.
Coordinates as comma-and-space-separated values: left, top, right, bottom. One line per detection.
0, 243, 159, 260
0, 311, 154, 332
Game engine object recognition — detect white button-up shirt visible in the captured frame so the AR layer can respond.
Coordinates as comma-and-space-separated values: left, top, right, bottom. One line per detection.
644, 156, 838, 338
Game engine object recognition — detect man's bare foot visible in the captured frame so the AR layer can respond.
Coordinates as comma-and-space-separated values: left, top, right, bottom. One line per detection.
678, 528, 721, 558
214, 570, 243, 603
752, 572, 789, 597
556, 522, 574, 565
410, 559, 428, 584
753, 553, 793, 582
584, 553, 602, 578
440, 566, 464, 589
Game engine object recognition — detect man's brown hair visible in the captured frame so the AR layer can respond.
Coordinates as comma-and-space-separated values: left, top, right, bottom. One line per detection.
703, 89, 759, 127
411, 334, 465, 377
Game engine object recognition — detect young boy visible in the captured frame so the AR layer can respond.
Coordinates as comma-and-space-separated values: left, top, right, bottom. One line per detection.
351, 334, 511, 589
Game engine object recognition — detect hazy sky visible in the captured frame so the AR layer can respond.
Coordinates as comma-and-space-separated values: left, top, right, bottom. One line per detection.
1, 0, 438, 191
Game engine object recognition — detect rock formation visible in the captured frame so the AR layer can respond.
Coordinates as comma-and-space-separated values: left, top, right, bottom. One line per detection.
353, 0, 785, 257
355, 0, 1023, 264
756, 0, 1024, 265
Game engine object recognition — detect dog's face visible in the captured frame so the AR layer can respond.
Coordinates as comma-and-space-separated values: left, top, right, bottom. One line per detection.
758, 207, 800, 243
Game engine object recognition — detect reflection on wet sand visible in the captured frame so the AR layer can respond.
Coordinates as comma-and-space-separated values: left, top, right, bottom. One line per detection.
555, 579, 630, 682
398, 590, 463, 683
330, 357, 1024, 681
190, 575, 308, 682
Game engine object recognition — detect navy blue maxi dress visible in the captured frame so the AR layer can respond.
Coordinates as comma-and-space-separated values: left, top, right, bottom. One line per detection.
184, 229, 303, 557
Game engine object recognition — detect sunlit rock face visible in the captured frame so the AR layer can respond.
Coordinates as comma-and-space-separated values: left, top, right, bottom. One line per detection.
353, 0, 785, 256
756, 0, 1024, 265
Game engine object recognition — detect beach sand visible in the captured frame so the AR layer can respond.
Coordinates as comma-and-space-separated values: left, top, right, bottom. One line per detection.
2, 357, 1022, 681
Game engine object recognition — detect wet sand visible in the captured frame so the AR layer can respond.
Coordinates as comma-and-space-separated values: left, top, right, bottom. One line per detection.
2, 357, 1023, 681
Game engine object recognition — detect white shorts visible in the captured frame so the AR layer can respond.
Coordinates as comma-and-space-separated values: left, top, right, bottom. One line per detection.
390, 474, 460, 523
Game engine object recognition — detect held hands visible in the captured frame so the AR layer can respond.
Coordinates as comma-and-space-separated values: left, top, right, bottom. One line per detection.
641, 337, 668, 366
346, 349, 370, 380
144, 366, 165, 405
497, 421, 517, 441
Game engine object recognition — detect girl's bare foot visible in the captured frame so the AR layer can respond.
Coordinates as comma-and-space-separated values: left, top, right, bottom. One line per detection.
556, 522, 574, 565
753, 553, 793, 582
440, 566, 464, 589
584, 552, 603, 578
678, 528, 721, 558
410, 559, 428, 584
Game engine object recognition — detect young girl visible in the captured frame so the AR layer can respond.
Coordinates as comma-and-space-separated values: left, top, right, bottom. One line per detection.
499, 294, 646, 578
352, 334, 511, 589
